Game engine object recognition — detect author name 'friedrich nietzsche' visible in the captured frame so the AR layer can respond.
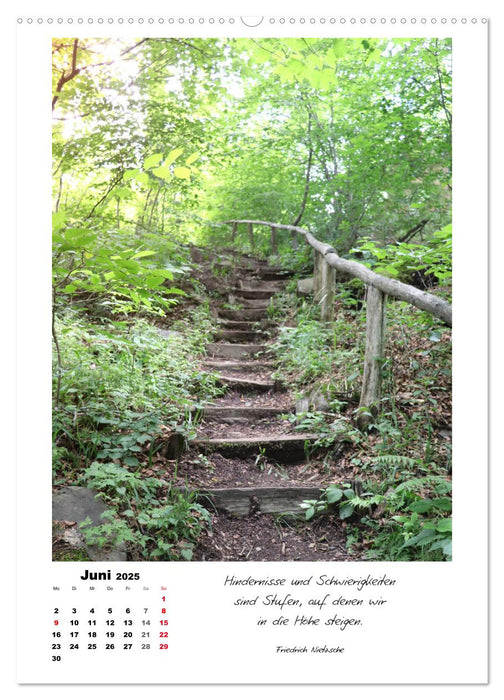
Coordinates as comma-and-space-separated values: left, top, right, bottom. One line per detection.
276, 645, 344, 654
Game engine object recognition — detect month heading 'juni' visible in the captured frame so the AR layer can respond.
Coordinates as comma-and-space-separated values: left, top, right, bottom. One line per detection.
80, 570, 141, 581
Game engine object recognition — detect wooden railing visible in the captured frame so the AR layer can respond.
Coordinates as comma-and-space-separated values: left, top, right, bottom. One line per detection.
226, 219, 452, 428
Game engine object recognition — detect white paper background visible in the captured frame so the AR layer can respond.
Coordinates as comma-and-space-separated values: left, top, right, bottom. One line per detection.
3, 0, 500, 697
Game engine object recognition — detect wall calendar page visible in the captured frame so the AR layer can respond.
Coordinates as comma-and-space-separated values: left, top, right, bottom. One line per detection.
10, 1, 493, 695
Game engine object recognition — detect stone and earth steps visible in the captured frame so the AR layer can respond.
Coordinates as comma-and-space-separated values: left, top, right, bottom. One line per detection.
181, 253, 351, 561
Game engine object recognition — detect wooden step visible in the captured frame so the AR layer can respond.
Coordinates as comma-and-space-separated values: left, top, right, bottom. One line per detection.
217, 308, 265, 321
215, 375, 277, 392
256, 268, 295, 281
228, 296, 271, 309
202, 359, 276, 371
198, 486, 324, 516
218, 320, 265, 330
230, 288, 276, 300
192, 434, 322, 461
239, 280, 285, 291
207, 343, 266, 359
215, 329, 266, 343
201, 406, 291, 420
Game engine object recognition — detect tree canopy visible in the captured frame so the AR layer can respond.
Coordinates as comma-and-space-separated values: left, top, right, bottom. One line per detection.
53, 36, 451, 253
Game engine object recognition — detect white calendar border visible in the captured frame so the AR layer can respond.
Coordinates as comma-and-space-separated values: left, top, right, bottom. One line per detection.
5, 0, 497, 695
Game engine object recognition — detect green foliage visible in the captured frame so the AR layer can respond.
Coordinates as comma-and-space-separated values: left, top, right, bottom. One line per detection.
301, 483, 368, 521
271, 299, 364, 398
301, 473, 452, 561
52, 214, 188, 318
79, 462, 210, 560
52, 310, 222, 468
350, 224, 452, 290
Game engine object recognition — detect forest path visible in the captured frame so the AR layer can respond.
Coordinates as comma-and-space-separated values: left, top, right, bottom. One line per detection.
176, 252, 362, 562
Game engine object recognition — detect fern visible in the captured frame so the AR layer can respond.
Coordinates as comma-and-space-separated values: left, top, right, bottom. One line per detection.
372, 454, 417, 470
395, 475, 451, 495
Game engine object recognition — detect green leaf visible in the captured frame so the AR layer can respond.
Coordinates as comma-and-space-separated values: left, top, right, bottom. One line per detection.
135, 172, 150, 185
431, 497, 452, 511
151, 166, 172, 181
123, 456, 139, 467
163, 147, 184, 167
401, 528, 438, 548
436, 518, 452, 533
173, 166, 192, 180
339, 503, 354, 519
305, 506, 315, 520
52, 210, 66, 232
131, 250, 156, 259
185, 152, 199, 165
333, 39, 347, 58
180, 548, 194, 560
326, 487, 343, 504
409, 499, 434, 514
143, 153, 164, 170
163, 287, 186, 296
55, 229, 97, 252
145, 275, 165, 288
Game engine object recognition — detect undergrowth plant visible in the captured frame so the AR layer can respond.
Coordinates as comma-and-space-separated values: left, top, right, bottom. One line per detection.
300, 472, 452, 562
79, 461, 210, 560
276, 261, 451, 562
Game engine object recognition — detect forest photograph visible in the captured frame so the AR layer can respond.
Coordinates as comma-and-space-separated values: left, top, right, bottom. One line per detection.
51, 36, 452, 563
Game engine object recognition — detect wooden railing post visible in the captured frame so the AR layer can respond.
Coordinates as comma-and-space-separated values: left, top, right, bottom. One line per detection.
231, 221, 238, 242
356, 285, 387, 430
248, 222, 254, 249
313, 250, 335, 322
313, 250, 323, 301
320, 258, 335, 323
270, 226, 277, 254
292, 231, 299, 249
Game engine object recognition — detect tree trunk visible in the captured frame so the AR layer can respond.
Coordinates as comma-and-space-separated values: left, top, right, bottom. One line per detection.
55, 173, 63, 213
357, 286, 387, 430
248, 222, 254, 249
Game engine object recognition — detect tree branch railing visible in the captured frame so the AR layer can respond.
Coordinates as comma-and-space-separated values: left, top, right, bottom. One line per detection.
225, 219, 452, 428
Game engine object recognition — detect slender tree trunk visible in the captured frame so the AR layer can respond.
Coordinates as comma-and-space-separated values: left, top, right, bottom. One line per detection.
55, 173, 63, 213
160, 189, 167, 233
292, 112, 313, 228
52, 289, 63, 408
137, 187, 153, 233
148, 186, 161, 230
